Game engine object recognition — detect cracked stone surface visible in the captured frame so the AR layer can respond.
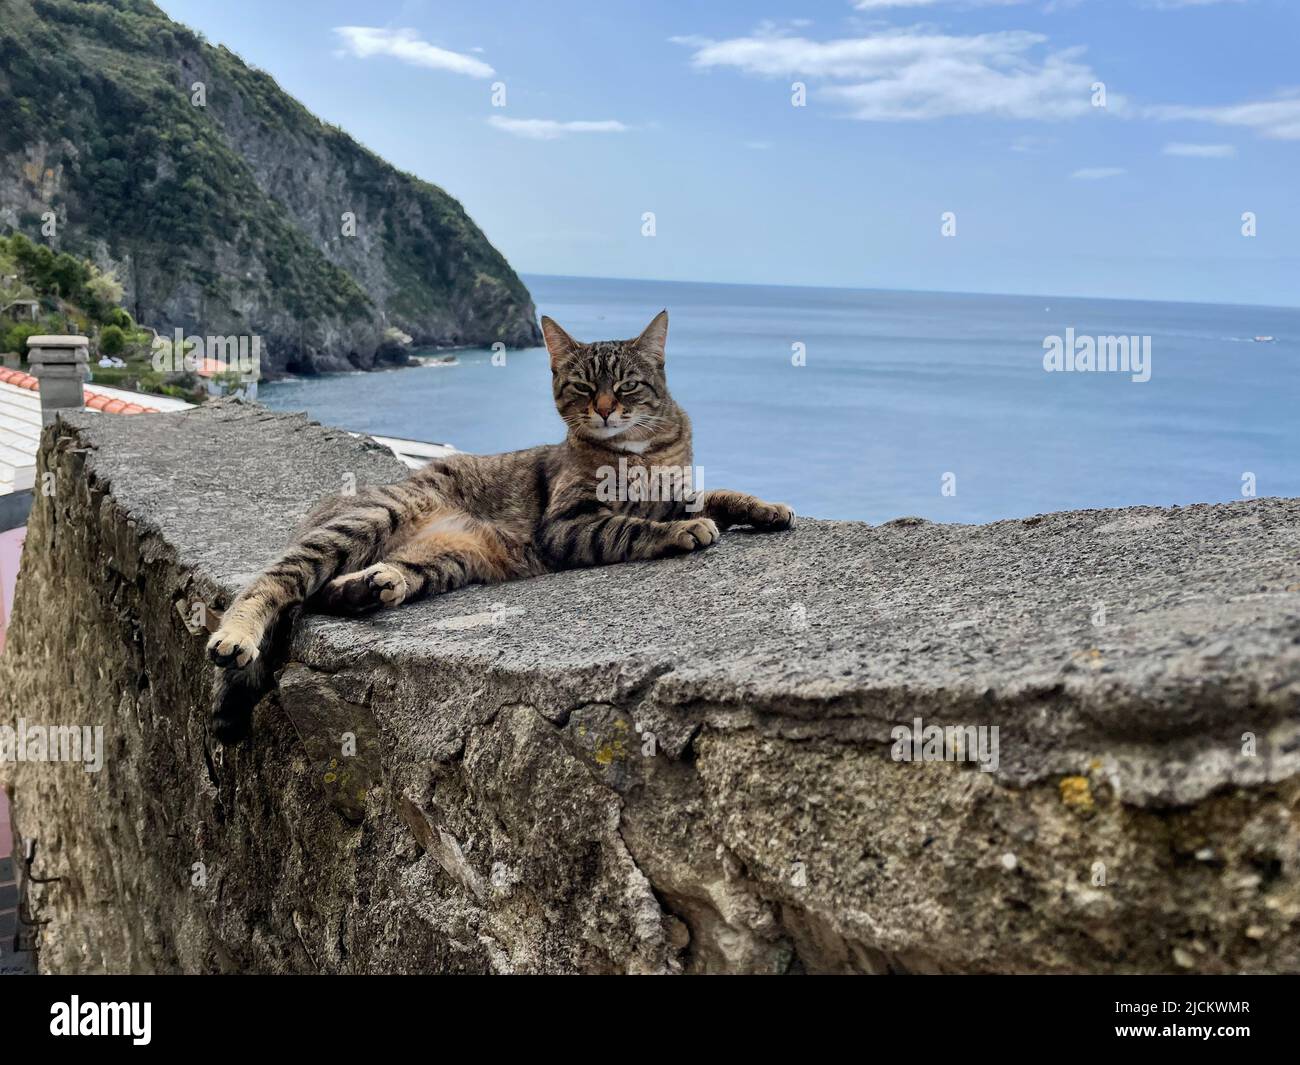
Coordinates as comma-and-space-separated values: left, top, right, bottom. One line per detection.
1, 400, 1298, 973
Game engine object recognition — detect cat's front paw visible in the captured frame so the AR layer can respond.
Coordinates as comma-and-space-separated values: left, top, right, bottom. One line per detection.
749, 501, 795, 530
668, 517, 719, 553
207, 625, 260, 669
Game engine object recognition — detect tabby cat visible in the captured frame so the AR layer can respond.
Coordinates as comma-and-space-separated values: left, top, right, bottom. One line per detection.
207, 311, 794, 742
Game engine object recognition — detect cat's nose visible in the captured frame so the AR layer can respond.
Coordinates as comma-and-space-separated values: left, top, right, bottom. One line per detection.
594, 394, 616, 419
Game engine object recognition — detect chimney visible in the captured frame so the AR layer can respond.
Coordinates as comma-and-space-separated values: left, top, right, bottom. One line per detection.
26, 335, 89, 425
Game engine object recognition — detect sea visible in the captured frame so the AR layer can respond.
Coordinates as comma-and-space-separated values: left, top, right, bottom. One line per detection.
259, 274, 1299, 524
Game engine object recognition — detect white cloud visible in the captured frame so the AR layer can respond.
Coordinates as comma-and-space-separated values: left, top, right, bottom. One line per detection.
1162, 142, 1237, 157
334, 27, 494, 78
487, 117, 629, 140
1148, 95, 1300, 140
1071, 166, 1125, 179
674, 28, 1115, 121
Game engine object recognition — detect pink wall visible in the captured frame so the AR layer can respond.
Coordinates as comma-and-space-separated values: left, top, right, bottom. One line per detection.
0, 525, 26, 655
0, 785, 12, 860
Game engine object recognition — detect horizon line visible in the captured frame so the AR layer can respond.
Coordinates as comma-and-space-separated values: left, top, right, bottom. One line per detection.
519, 271, 1300, 315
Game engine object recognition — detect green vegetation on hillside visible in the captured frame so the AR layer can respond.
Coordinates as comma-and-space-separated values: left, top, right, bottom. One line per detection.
0, 0, 540, 370
0, 232, 211, 400
0, 0, 372, 327
0, 231, 128, 351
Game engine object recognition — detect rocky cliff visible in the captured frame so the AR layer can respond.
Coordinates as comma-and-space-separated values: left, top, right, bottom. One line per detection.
0, 0, 541, 374
1, 403, 1298, 973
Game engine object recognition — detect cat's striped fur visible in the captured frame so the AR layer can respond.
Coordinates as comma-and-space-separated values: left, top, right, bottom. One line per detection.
207, 311, 793, 742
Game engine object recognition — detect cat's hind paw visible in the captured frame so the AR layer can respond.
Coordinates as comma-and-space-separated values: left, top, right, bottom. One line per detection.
318, 563, 408, 614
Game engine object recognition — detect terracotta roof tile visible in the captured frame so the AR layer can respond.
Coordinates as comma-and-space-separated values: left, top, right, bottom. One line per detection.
1, 368, 162, 414
0, 367, 39, 391
89, 391, 160, 414
85, 388, 161, 413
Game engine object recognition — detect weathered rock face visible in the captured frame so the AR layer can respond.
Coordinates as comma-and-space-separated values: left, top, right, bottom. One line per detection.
1, 402, 1298, 974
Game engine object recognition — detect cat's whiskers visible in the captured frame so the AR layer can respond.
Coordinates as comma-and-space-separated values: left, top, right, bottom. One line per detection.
623, 413, 673, 440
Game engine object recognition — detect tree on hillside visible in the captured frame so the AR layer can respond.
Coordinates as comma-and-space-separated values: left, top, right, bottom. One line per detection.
99, 324, 126, 355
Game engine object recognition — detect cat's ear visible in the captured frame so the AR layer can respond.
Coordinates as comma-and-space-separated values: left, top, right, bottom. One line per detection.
541, 316, 579, 371
634, 309, 668, 362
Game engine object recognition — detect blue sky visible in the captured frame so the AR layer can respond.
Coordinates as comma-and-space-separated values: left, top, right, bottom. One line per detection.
158, 0, 1299, 306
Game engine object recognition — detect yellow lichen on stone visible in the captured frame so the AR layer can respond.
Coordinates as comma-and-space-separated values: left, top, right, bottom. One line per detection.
593, 736, 629, 766
1072, 648, 1104, 670
1059, 775, 1094, 812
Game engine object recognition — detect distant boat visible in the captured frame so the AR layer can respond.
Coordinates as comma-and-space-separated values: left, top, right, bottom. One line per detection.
1253, 336, 1276, 343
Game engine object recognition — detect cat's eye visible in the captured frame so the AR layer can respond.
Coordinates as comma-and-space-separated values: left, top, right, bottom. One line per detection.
616, 381, 641, 395
569, 382, 594, 396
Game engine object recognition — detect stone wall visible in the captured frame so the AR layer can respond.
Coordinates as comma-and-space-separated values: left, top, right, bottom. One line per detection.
0, 402, 1297, 973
